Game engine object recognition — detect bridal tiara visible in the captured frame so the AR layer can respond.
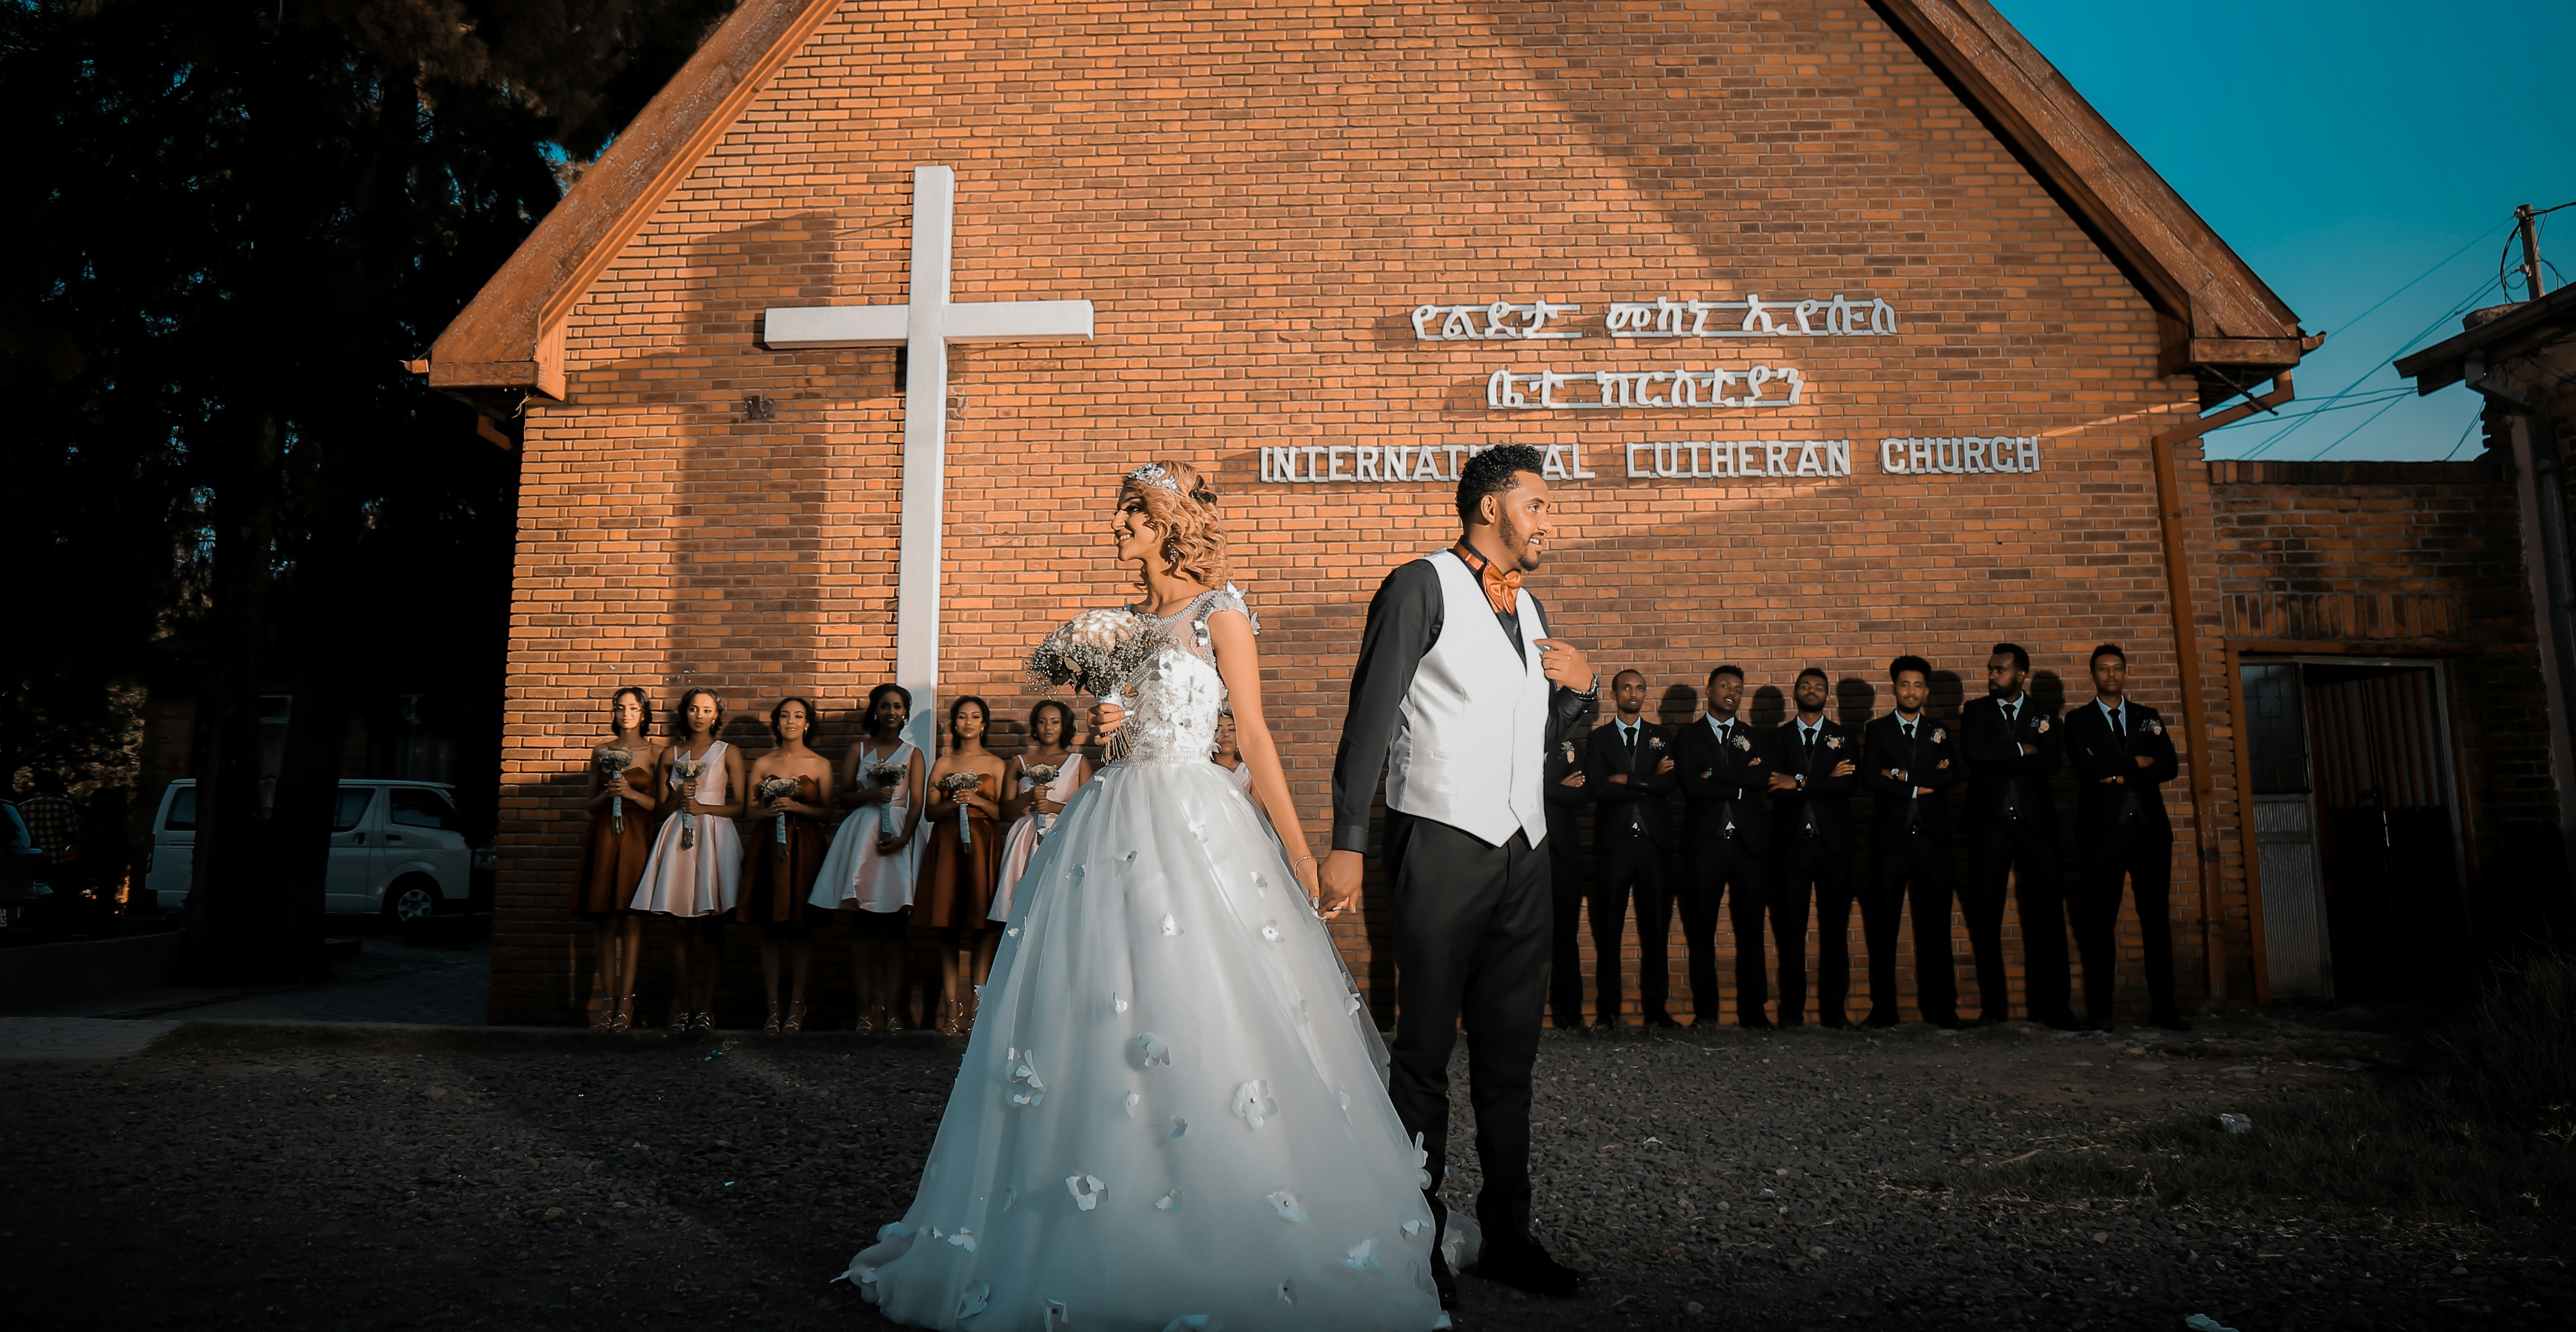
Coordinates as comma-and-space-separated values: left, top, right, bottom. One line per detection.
1125, 463, 1182, 494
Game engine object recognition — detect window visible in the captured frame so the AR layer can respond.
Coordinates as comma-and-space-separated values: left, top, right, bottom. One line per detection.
332, 787, 376, 833
388, 788, 457, 831
164, 786, 199, 832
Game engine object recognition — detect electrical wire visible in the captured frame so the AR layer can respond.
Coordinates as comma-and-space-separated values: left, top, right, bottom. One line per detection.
2232, 273, 2502, 457
2438, 410, 2484, 462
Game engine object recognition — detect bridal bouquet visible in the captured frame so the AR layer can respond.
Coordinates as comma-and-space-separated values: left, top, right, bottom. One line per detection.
1026, 609, 1168, 762
1020, 763, 1063, 839
595, 748, 633, 834
865, 759, 909, 837
668, 755, 708, 848
756, 775, 801, 845
937, 771, 985, 847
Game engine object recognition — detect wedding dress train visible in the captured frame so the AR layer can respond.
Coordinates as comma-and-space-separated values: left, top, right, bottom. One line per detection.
844, 589, 1444, 1331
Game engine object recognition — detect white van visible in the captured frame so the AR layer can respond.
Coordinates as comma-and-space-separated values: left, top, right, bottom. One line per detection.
146, 779, 473, 922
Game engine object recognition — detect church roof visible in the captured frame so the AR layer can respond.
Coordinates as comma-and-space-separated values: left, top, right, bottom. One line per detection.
425, 0, 2307, 415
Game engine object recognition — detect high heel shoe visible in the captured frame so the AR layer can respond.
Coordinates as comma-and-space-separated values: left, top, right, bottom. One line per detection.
607, 998, 633, 1033
589, 1001, 612, 1033
763, 1003, 783, 1037
668, 1009, 689, 1034
783, 1001, 806, 1035
940, 1002, 964, 1036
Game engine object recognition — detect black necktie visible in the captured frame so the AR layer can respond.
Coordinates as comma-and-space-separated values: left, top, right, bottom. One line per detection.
1625, 725, 1639, 760
2112, 707, 2127, 742
1802, 726, 1817, 762
1901, 720, 1915, 742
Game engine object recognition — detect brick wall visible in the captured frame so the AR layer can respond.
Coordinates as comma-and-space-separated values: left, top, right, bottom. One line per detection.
2208, 456, 2565, 960
489, 0, 2247, 1026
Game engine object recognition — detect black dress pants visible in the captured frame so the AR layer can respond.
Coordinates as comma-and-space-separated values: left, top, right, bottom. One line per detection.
1767, 835, 1838, 1025
1810, 838, 1892, 1024
1547, 847, 1588, 1031
1877, 826, 1961, 1023
1971, 817, 2071, 1022
2075, 832, 2178, 1021
1591, 827, 1672, 1024
1385, 813, 1551, 1241
1681, 834, 1764, 1025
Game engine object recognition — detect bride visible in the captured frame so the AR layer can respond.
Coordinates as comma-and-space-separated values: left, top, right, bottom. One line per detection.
843, 461, 1448, 1330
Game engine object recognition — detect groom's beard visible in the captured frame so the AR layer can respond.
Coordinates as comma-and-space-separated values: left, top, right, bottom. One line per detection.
1500, 516, 1544, 572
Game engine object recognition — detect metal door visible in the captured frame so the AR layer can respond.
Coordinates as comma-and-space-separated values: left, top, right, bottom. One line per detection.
2304, 663, 2472, 1000
2240, 663, 2332, 997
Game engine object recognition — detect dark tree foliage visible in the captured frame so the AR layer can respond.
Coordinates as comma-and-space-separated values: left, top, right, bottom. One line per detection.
0, 0, 732, 980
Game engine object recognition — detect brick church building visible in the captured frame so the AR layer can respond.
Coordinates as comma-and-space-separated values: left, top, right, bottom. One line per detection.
424, 0, 2566, 1026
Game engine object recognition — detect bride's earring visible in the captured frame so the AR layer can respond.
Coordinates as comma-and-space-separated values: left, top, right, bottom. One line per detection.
1162, 539, 1181, 565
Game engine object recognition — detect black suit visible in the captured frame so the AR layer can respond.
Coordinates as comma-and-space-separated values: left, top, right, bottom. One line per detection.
1675, 715, 1769, 1024
1544, 729, 1596, 1031
1860, 712, 1968, 1023
2064, 699, 2183, 1023
1963, 693, 2072, 1023
1585, 717, 1677, 1024
1766, 717, 1859, 1026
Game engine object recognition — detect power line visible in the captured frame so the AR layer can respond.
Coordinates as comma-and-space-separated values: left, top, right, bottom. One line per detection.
2304, 391, 2413, 461
2234, 272, 2501, 456
2439, 410, 2484, 461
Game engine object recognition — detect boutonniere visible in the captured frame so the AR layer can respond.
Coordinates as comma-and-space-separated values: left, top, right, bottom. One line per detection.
1646, 735, 1665, 751
1732, 735, 1753, 752
2143, 719, 2163, 737
2035, 716, 2052, 734
1561, 742, 1577, 763
1929, 727, 1947, 745
1823, 735, 1843, 751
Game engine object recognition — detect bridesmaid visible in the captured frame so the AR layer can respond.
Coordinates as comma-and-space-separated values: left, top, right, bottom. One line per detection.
989, 699, 1088, 936
738, 696, 834, 1035
575, 687, 660, 1032
633, 687, 745, 1033
915, 695, 1005, 1034
811, 684, 924, 1032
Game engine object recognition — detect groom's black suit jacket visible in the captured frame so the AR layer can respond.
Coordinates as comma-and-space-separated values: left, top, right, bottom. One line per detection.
1328, 555, 1597, 853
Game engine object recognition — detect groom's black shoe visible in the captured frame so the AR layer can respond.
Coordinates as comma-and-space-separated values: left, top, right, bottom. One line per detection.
1468, 1233, 1585, 1298
1427, 1245, 1458, 1309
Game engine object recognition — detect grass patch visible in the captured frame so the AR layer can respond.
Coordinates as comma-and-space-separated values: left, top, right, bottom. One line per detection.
1919, 953, 2576, 1218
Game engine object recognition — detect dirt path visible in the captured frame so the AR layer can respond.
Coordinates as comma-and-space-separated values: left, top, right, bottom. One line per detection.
0, 1016, 2562, 1330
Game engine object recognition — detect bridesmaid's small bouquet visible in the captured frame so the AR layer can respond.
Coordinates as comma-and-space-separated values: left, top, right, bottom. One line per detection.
669, 755, 708, 848
756, 775, 800, 845
1021, 763, 1063, 839
866, 759, 909, 837
1026, 608, 1168, 763
595, 748, 633, 834
937, 772, 985, 847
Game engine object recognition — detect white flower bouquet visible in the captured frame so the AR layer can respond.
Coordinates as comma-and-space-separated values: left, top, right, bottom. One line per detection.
668, 755, 708, 848
1021, 763, 1063, 838
937, 771, 985, 847
1026, 609, 1169, 763
866, 759, 909, 837
757, 775, 800, 845
595, 748, 633, 834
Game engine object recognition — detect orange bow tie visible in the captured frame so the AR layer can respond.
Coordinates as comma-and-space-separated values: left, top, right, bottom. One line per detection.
1458, 546, 1523, 615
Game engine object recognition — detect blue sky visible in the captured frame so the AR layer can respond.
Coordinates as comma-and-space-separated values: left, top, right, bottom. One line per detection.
1993, 1, 2576, 460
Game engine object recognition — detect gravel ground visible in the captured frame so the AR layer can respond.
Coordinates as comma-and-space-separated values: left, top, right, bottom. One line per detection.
2, 1015, 2564, 1331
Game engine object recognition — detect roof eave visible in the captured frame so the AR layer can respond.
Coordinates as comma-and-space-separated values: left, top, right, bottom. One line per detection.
2395, 285, 2576, 394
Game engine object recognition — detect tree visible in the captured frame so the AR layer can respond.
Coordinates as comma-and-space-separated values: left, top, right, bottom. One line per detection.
0, 0, 733, 980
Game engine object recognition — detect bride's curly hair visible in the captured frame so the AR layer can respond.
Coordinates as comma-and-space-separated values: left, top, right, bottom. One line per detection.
1122, 458, 1232, 592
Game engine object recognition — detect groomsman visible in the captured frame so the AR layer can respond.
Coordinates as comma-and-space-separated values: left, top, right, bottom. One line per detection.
1764, 668, 1859, 1028
1963, 642, 2077, 1028
1544, 716, 1596, 1032
2063, 644, 2191, 1032
1584, 670, 1678, 1027
1674, 665, 1770, 1028
1859, 657, 1968, 1027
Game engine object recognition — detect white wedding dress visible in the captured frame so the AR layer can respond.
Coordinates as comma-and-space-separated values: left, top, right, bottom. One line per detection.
845, 589, 1445, 1331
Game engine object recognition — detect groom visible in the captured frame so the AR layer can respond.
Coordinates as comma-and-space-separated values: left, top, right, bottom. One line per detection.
1323, 444, 1595, 1302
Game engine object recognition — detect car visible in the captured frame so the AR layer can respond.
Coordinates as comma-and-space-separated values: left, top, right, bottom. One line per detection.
145, 779, 475, 923
0, 801, 59, 937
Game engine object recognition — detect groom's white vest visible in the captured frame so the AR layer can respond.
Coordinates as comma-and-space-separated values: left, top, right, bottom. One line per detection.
1385, 549, 1553, 849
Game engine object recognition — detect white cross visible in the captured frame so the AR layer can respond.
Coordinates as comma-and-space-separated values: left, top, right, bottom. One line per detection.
763, 166, 1093, 756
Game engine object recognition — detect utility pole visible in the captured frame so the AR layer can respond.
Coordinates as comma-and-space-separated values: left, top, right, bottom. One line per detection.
2519, 203, 2549, 299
